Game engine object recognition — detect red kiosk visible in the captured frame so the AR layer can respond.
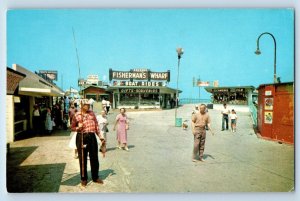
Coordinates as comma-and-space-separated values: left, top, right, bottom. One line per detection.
257, 82, 294, 144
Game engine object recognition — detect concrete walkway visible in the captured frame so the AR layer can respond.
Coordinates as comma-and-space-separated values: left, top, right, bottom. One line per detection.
6, 104, 294, 192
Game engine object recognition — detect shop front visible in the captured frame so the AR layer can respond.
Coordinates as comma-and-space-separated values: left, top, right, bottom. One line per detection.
205, 86, 255, 105
7, 64, 64, 141
108, 86, 179, 109
108, 68, 179, 109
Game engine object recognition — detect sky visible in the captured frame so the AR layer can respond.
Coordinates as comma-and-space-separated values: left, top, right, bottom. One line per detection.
7, 9, 294, 99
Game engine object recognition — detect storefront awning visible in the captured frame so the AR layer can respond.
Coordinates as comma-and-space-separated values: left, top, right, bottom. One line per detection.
12, 64, 64, 97
19, 87, 65, 97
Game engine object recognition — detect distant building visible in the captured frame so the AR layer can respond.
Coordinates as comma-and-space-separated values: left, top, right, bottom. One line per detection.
80, 85, 109, 102
205, 86, 256, 105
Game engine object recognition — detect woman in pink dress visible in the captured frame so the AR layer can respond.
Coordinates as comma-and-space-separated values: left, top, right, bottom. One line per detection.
113, 108, 129, 151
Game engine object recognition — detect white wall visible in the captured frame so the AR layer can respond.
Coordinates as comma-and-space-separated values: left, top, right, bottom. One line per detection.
6, 95, 14, 143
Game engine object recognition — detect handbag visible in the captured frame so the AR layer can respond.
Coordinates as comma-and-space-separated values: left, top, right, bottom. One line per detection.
68, 132, 77, 149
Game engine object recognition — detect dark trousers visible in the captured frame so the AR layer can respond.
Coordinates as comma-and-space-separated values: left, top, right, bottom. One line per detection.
32, 116, 41, 134
193, 128, 206, 160
222, 115, 229, 130
106, 106, 110, 113
76, 132, 99, 181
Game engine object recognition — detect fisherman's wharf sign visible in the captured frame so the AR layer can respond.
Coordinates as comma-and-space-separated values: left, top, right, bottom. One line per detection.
109, 68, 170, 81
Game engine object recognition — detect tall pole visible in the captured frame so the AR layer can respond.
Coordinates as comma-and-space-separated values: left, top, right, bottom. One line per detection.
72, 27, 81, 80
175, 47, 183, 126
72, 27, 83, 98
255, 32, 277, 83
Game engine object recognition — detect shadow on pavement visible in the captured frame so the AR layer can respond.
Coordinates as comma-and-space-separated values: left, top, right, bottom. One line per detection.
61, 169, 116, 187
106, 145, 135, 152
100, 168, 116, 180
7, 146, 66, 192
7, 146, 38, 166
7, 163, 66, 192
203, 154, 215, 160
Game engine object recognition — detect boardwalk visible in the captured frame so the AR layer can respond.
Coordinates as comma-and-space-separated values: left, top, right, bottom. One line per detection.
6, 104, 294, 192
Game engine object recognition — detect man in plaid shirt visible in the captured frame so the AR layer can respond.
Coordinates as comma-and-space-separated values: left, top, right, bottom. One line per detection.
71, 99, 105, 187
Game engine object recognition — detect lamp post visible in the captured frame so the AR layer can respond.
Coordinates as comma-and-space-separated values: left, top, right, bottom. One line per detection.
255, 32, 277, 83
175, 47, 184, 125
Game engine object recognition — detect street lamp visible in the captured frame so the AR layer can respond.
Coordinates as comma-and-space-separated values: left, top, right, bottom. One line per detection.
255, 32, 277, 83
175, 47, 184, 125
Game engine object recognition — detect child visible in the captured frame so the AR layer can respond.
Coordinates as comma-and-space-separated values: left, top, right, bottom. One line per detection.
230, 109, 238, 132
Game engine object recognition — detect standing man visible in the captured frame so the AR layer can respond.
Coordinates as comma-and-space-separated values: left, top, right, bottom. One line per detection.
101, 98, 107, 114
191, 104, 214, 162
106, 99, 111, 114
221, 103, 230, 131
71, 100, 105, 187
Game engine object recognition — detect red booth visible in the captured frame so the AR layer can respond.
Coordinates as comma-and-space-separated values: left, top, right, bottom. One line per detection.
257, 82, 294, 144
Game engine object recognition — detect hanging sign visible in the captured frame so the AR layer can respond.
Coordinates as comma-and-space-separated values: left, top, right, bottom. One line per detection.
119, 88, 160, 94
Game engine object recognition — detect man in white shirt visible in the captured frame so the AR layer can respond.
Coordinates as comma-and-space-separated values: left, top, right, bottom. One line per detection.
106, 99, 111, 114
221, 103, 230, 131
101, 98, 107, 114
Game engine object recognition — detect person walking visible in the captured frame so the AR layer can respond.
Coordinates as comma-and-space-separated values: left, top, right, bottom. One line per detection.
44, 107, 53, 135
71, 100, 105, 187
113, 108, 129, 151
53, 103, 63, 129
230, 109, 238, 132
68, 104, 77, 128
101, 98, 107, 114
191, 104, 214, 162
221, 103, 230, 131
106, 99, 111, 114
97, 110, 109, 143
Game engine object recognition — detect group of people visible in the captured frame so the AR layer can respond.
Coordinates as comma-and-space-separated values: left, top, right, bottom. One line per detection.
70, 100, 129, 187
67, 99, 238, 187
221, 103, 238, 132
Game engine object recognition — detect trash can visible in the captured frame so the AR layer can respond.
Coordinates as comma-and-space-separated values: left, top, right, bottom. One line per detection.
207, 103, 213, 109
175, 118, 182, 127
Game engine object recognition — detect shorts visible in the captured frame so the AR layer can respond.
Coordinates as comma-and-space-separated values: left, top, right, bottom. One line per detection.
231, 119, 236, 124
